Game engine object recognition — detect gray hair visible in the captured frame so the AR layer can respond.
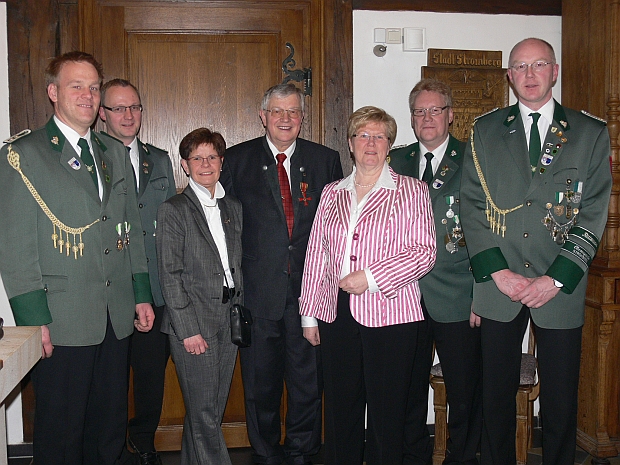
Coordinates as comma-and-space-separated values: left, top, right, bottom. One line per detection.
261, 83, 305, 113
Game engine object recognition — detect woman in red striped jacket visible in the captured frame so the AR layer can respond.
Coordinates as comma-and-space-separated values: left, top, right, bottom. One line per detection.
299, 106, 437, 465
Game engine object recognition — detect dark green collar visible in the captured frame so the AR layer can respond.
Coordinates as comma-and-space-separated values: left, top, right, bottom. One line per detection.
503, 100, 569, 131
45, 118, 108, 152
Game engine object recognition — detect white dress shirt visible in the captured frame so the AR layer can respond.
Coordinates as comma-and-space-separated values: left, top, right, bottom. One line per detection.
519, 98, 554, 151
188, 178, 235, 288
417, 136, 450, 179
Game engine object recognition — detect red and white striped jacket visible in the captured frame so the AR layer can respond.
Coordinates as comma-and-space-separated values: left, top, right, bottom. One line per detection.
299, 166, 436, 327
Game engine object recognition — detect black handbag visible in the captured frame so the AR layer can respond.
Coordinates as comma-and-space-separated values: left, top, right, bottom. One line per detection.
230, 304, 253, 347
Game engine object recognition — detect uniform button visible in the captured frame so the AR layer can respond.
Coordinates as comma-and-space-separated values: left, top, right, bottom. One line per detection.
146, 258, 150, 263
102, 215, 107, 221
350, 255, 357, 261
288, 245, 294, 251
139, 203, 144, 208
524, 262, 530, 268
106, 280, 111, 286
104, 248, 110, 254
353, 233, 359, 240
143, 230, 146, 235
523, 232, 529, 238
526, 201, 532, 207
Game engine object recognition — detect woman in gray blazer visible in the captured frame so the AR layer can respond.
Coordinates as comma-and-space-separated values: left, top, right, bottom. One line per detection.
157, 128, 243, 465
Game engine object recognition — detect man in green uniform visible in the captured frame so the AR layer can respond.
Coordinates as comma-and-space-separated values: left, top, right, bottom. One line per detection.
0, 52, 154, 464
460, 38, 612, 464
99, 78, 176, 465
390, 78, 481, 465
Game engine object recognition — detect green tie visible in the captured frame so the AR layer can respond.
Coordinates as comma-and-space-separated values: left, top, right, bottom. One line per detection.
528, 113, 541, 176
78, 138, 98, 188
422, 152, 434, 185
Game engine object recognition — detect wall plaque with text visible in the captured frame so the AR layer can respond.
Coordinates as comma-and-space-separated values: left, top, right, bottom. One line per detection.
423, 49, 509, 141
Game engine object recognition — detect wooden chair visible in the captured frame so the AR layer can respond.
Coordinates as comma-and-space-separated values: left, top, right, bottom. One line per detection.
429, 325, 539, 465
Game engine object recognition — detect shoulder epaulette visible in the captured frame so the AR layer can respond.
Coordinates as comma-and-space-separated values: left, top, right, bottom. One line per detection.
474, 108, 499, 120
390, 144, 407, 150
98, 131, 124, 145
581, 110, 607, 125
4, 129, 32, 144
144, 142, 168, 155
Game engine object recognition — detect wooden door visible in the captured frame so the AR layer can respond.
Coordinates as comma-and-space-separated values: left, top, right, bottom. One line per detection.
80, 0, 322, 450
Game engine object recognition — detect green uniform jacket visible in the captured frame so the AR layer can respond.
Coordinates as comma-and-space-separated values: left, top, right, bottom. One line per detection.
0, 118, 152, 345
389, 135, 473, 322
134, 140, 176, 307
460, 102, 611, 329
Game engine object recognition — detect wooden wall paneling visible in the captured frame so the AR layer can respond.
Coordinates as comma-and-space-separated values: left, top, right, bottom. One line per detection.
59, 1, 80, 54
322, 0, 353, 174
6, 0, 58, 134
351, 0, 561, 15
601, 0, 620, 270
563, 0, 620, 459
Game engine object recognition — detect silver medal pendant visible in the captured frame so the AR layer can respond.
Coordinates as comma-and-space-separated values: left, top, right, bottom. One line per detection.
446, 242, 457, 253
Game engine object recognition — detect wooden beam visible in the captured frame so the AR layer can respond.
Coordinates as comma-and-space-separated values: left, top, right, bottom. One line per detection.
352, 0, 561, 16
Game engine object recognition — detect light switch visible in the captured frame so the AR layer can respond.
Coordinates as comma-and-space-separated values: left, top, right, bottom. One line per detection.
403, 27, 425, 51
374, 28, 386, 43
386, 28, 402, 44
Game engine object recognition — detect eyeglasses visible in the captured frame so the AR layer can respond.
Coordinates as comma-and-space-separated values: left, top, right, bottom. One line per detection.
412, 106, 450, 117
101, 104, 143, 114
187, 155, 222, 164
352, 133, 389, 143
509, 61, 554, 73
265, 108, 303, 119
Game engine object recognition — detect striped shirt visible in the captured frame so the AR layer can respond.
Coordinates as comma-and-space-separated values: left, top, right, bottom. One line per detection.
299, 164, 436, 327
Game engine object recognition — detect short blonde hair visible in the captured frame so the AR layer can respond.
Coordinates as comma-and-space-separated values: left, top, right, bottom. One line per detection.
347, 106, 397, 144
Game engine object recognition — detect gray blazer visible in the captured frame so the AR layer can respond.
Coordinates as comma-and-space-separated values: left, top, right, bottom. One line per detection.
157, 186, 243, 340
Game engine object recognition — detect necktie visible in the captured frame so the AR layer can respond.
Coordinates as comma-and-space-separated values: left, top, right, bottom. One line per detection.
127, 146, 138, 192
276, 153, 294, 239
78, 138, 98, 188
422, 152, 434, 185
529, 112, 541, 176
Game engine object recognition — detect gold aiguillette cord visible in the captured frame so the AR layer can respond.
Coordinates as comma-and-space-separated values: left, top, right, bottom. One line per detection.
470, 121, 523, 237
7, 145, 99, 259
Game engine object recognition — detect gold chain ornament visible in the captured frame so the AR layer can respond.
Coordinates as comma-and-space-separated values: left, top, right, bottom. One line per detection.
7, 145, 99, 259
469, 121, 523, 237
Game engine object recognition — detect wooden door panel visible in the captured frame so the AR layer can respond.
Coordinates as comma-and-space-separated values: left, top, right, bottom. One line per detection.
84, 0, 314, 450
129, 33, 279, 187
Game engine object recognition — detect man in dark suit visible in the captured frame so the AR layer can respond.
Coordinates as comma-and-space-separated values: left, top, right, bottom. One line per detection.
389, 78, 481, 465
0, 52, 154, 464
221, 83, 343, 465
460, 38, 612, 464
99, 79, 176, 465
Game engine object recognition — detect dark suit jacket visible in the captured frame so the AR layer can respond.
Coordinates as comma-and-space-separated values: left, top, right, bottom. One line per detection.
389, 135, 473, 323
221, 136, 343, 320
135, 140, 176, 307
460, 101, 612, 329
0, 118, 151, 345
157, 186, 243, 340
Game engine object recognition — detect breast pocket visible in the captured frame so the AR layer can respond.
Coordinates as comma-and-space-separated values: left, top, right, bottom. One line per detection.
150, 176, 171, 193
